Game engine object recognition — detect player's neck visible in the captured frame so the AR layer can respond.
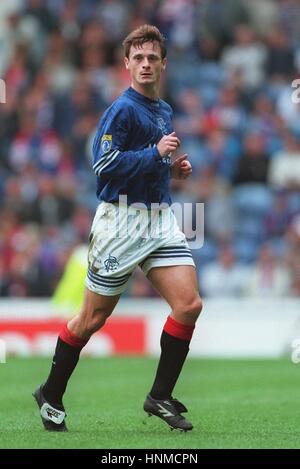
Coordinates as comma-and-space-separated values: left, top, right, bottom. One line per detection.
131, 83, 159, 101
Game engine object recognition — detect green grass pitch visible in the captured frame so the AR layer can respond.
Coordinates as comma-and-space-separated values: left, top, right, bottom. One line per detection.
0, 356, 299, 449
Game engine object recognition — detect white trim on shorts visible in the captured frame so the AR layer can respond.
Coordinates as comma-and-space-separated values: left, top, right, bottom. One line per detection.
139, 245, 195, 276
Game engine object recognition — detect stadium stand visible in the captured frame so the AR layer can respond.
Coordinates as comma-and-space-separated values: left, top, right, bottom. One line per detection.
0, 0, 300, 299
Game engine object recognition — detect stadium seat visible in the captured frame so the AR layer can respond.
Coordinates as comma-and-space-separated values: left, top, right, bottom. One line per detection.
233, 237, 260, 263
232, 184, 273, 216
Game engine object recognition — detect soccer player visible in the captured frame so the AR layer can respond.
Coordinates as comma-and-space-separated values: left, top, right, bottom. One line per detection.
33, 24, 203, 432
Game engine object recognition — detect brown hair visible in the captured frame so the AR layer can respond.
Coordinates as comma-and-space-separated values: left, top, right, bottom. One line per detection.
122, 24, 167, 59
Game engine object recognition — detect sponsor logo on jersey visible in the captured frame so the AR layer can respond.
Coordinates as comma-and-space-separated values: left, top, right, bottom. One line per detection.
161, 156, 171, 165
157, 117, 167, 134
101, 134, 112, 153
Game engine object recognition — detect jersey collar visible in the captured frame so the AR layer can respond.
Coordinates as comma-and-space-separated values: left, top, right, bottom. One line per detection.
126, 87, 160, 107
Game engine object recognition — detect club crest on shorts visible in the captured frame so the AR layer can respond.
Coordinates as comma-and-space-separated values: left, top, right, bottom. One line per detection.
104, 253, 119, 272
101, 134, 112, 153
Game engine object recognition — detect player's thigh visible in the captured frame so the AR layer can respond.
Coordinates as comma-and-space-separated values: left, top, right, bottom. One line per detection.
147, 265, 202, 323
81, 286, 120, 317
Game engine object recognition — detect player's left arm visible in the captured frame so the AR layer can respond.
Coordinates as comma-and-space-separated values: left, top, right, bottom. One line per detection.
170, 154, 192, 180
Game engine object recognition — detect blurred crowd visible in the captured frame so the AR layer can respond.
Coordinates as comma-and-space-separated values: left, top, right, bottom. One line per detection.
1, 0, 300, 299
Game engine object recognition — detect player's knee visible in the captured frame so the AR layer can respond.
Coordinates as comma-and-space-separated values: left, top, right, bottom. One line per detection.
187, 297, 203, 322
88, 310, 111, 334
174, 296, 203, 325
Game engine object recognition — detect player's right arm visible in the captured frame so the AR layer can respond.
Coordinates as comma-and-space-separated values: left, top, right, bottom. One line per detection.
92, 106, 180, 179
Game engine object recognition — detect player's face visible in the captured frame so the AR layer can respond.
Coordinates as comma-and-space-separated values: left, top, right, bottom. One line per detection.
124, 41, 166, 89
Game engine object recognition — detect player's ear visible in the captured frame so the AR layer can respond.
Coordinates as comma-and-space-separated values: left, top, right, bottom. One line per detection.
124, 57, 129, 69
162, 58, 167, 71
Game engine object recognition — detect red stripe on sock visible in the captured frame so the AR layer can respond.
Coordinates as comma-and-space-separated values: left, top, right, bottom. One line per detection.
163, 315, 195, 341
59, 323, 88, 349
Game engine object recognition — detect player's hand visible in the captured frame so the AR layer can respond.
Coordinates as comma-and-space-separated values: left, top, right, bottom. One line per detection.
157, 132, 181, 157
170, 154, 192, 180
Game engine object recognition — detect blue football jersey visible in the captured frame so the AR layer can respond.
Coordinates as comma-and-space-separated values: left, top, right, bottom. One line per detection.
92, 87, 174, 207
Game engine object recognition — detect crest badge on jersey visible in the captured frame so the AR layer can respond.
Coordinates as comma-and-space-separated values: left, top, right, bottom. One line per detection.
157, 118, 167, 134
101, 134, 112, 153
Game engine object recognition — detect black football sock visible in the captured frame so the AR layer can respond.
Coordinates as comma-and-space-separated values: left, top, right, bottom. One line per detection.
150, 315, 195, 400
42, 324, 88, 406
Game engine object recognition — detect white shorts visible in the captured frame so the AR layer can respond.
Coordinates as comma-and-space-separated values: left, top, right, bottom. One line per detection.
85, 201, 195, 296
